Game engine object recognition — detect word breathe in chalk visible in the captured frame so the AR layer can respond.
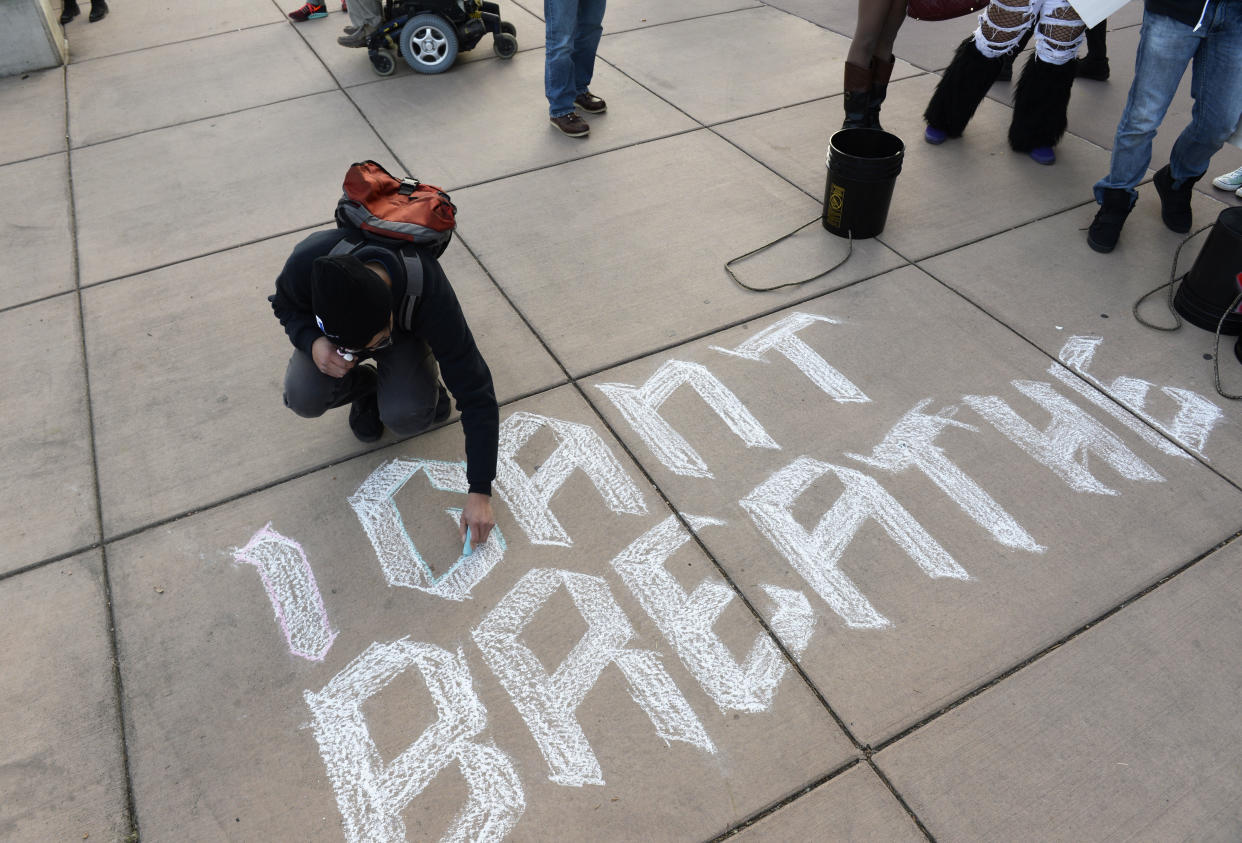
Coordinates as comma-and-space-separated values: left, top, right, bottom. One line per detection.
228, 316, 1225, 842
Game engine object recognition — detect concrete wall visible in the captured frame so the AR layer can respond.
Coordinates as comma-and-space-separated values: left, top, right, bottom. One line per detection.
0, 0, 68, 76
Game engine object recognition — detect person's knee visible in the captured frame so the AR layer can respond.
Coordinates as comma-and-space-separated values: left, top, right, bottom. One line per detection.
283, 373, 330, 419
381, 405, 437, 436
283, 388, 328, 419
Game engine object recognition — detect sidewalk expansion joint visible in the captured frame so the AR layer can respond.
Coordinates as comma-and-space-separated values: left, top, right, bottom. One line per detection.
871, 524, 1242, 756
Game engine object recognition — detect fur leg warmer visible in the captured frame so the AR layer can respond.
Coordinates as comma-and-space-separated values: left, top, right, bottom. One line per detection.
1008, 54, 1078, 151
924, 37, 1006, 138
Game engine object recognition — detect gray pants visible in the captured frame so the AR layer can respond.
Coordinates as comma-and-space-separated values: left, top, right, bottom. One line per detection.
346, 0, 383, 29
283, 330, 441, 436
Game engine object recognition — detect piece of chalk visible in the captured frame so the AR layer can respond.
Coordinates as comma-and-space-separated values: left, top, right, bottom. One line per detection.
462, 526, 473, 558
340, 351, 355, 362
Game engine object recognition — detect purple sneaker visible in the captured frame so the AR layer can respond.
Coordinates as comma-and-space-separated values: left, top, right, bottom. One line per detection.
924, 126, 947, 145
1028, 146, 1056, 165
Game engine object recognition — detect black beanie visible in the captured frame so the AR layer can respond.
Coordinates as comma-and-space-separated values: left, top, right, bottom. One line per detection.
311, 254, 392, 349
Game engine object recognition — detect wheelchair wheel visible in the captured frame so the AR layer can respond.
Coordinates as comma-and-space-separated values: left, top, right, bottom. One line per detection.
400, 12, 458, 74
493, 31, 517, 59
371, 47, 398, 76
499, 20, 516, 36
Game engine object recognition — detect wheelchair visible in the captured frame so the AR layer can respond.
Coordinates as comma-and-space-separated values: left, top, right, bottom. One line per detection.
367, 0, 518, 76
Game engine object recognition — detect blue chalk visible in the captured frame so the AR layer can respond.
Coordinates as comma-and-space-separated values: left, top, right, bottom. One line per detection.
462, 526, 473, 558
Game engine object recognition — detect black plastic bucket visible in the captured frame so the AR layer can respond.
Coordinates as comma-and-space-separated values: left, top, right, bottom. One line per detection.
1173, 206, 1242, 334
822, 128, 905, 239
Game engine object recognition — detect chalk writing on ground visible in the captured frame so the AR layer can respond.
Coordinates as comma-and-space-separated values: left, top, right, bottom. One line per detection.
221, 318, 1223, 841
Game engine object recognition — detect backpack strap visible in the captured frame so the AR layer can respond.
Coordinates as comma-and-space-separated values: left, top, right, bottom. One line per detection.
327, 235, 425, 332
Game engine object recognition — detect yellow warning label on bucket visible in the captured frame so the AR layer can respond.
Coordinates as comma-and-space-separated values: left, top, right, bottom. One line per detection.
825, 183, 845, 228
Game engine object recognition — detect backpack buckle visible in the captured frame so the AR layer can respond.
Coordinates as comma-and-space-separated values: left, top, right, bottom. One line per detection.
398, 177, 421, 195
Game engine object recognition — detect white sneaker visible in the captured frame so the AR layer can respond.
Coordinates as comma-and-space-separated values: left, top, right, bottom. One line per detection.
1212, 165, 1242, 191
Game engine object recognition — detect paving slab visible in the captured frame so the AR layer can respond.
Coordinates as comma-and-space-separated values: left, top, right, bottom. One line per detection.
349, 48, 696, 189
0, 154, 74, 311
82, 230, 563, 538
297, 3, 544, 89
921, 193, 1242, 485
717, 74, 1112, 261
0, 551, 127, 841
68, 22, 335, 147
109, 384, 854, 840
599, 6, 859, 126
733, 763, 924, 841
71, 91, 393, 285
763, 0, 978, 71
876, 537, 1242, 841
0, 294, 96, 574
62, 0, 285, 61
456, 128, 904, 376
595, 0, 763, 32
0, 66, 65, 166
580, 264, 1242, 744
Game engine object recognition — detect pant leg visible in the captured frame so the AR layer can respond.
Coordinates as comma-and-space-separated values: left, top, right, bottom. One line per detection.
1093, 11, 1200, 201
372, 330, 441, 436
347, 0, 381, 29
571, 0, 606, 96
283, 349, 376, 418
974, 0, 1036, 57
545, 0, 581, 116
1167, 0, 1242, 183
1030, 0, 1085, 64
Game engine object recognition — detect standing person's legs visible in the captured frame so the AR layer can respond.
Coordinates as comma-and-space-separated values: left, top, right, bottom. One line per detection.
1008, 0, 1083, 161
1093, 12, 1199, 202
923, 1, 1028, 141
847, 0, 893, 66
371, 331, 445, 436
545, 0, 581, 117
1167, 1, 1242, 185
571, 0, 606, 99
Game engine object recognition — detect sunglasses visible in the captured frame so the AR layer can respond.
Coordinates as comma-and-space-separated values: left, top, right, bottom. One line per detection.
336, 332, 393, 360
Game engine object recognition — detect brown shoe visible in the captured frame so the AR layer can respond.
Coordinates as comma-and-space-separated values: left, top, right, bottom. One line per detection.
337, 23, 374, 47
574, 91, 606, 114
550, 111, 589, 137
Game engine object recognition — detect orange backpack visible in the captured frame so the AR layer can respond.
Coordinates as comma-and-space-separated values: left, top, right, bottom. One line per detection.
335, 160, 456, 257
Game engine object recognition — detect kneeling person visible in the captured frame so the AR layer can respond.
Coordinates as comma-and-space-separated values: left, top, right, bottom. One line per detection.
270, 229, 498, 541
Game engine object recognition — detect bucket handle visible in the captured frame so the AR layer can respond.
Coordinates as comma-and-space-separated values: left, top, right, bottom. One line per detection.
1131, 223, 1242, 400
724, 218, 853, 292
1131, 223, 1214, 332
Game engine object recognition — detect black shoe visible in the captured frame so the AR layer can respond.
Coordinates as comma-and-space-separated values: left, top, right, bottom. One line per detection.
1153, 164, 1199, 233
349, 390, 382, 442
60, 0, 79, 23
434, 383, 451, 423
88, 0, 107, 21
1087, 188, 1135, 253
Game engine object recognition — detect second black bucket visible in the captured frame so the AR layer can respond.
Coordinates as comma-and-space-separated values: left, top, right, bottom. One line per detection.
823, 128, 905, 239
1173, 206, 1242, 334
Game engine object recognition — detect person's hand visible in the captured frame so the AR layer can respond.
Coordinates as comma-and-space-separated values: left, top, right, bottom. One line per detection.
459, 493, 495, 545
312, 336, 355, 378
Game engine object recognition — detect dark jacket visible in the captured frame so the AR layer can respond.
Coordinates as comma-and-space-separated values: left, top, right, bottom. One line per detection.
270, 229, 499, 495
1144, 0, 1211, 28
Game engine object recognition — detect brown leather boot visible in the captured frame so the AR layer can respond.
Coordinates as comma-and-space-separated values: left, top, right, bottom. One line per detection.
842, 61, 871, 129
866, 55, 895, 130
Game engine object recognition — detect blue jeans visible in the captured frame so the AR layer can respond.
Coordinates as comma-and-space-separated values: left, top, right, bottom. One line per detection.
545, 0, 607, 117
1094, 0, 1242, 202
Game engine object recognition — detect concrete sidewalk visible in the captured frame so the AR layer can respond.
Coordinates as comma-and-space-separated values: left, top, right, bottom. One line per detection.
3, 0, 1242, 839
